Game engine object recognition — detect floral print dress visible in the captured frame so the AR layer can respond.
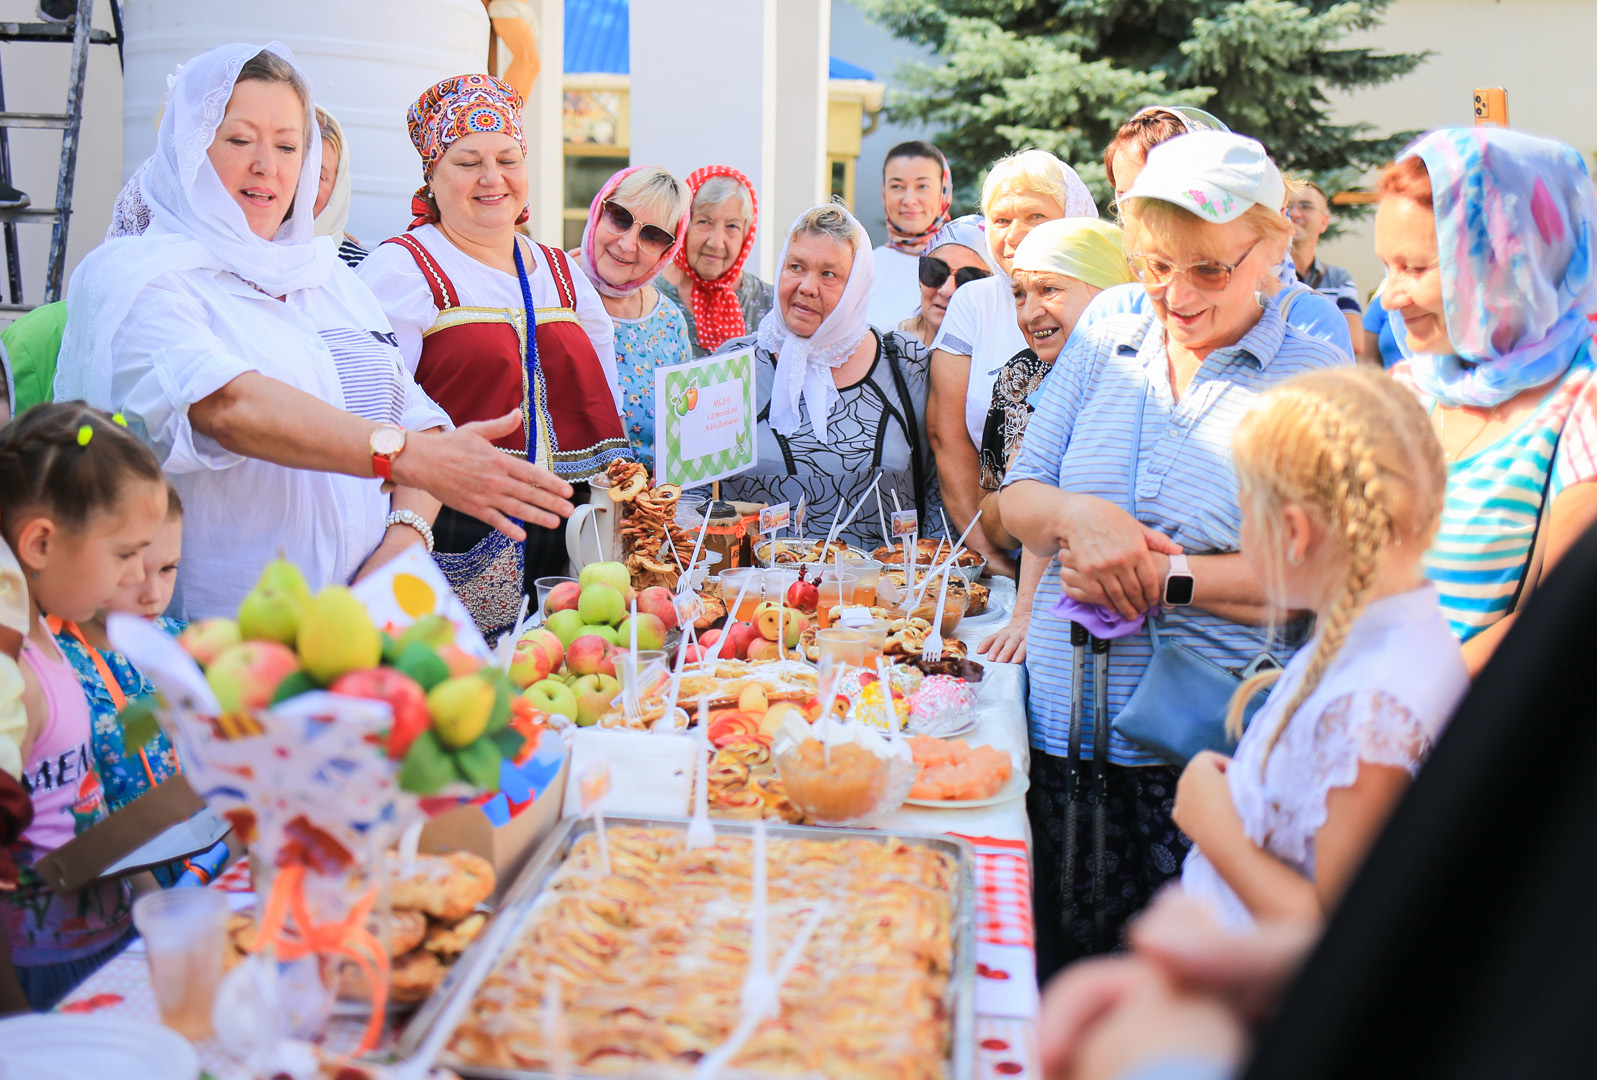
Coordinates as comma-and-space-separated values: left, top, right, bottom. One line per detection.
613, 292, 694, 471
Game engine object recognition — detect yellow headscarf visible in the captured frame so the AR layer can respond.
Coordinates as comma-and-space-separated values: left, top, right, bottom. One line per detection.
1010, 218, 1133, 291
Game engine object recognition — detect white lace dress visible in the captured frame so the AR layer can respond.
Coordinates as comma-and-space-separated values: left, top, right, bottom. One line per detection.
1181, 585, 1469, 930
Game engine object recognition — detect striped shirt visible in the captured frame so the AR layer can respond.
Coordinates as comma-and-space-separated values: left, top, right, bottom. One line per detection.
1392, 347, 1597, 642
1005, 298, 1350, 765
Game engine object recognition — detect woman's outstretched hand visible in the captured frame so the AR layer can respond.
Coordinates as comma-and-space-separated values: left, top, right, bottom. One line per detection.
393, 410, 575, 539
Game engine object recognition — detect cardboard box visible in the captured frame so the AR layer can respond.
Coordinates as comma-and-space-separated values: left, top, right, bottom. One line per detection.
416, 741, 569, 903
36, 774, 210, 894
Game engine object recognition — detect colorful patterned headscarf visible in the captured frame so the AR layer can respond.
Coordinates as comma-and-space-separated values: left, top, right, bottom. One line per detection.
674, 165, 759, 352
1395, 127, 1597, 407
405, 73, 528, 229
884, 145, 953, 256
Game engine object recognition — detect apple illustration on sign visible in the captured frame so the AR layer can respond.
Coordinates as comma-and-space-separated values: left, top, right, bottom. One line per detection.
673, 379, 701, 417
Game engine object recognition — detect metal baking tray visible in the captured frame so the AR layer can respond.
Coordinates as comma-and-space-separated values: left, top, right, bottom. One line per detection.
396, 814, 976, 1080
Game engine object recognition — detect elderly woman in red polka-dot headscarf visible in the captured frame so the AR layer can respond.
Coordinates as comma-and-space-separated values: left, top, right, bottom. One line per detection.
360, 73, 629, 637
657, 166, 776, 358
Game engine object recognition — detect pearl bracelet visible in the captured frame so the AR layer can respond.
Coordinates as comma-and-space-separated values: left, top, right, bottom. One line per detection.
385, 509, 435, 554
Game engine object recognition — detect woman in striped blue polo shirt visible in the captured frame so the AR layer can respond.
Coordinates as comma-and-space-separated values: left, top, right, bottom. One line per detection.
1374, 129, 1597, 675
1001, 133, 1350, 976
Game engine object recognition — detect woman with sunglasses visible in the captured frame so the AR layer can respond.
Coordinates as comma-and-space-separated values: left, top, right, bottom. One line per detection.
998, 133, 1348, 977
899, 214, 994, 348
716, 202, 942, 549
658, 167, 774, 358
576, 166, 693, 469
929, 149, 1097, 578
973, 217, 1134, 667
360, 74, 628, 635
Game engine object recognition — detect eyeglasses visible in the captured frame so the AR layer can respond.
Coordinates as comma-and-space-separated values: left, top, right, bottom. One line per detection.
601, 200, 676, 254
918, 255, 992, 291
1285, 200, 1324, 215
1127, 238, 1262, 293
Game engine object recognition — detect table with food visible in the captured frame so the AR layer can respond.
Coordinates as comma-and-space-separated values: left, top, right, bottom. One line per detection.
34, 461, 1040, 1080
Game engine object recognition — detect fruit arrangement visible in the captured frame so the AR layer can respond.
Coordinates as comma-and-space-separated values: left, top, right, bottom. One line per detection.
682, 575, 818, 665
513, 559, 681, 728
175, 555, 536, 797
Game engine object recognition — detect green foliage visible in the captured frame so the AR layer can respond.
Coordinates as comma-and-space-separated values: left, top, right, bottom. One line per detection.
861, 0, 1427, 214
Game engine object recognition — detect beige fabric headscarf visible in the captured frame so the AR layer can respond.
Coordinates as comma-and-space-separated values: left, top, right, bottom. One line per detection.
313, 105, 352, 240
1010, 218, 1134, 291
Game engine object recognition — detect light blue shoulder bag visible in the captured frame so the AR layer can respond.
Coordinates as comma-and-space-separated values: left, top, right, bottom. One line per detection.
1108, 383, 1276, 767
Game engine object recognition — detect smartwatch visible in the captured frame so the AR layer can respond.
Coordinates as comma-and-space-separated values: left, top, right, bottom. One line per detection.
1163, 553, 1195, 607
370, 424, 407, 482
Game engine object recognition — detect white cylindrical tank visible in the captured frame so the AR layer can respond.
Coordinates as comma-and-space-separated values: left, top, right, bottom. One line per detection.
120, 0, 488, 248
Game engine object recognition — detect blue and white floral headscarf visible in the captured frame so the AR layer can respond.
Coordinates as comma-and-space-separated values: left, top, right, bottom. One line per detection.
1395, 127, 1597, 407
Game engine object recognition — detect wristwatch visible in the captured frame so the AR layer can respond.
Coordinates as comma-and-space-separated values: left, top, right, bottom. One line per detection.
385, 509, 435, 553
1163, 553, 1195, 607
369, 424, 407, 482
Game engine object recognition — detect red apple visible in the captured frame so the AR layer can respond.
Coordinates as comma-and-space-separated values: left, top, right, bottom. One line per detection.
206, 641, 301, 715
330, 667, 430, 758
520, 627, 564, 673
681, 643, 709, 665
698, 628, 724, 650
566, 634, 613, 677
636, 586, 680, 632
507, 636, 553, 689
723, 621, 760, 661
786, 577, 820, 612
545, 580, 583, 615
180, 617, 241, 667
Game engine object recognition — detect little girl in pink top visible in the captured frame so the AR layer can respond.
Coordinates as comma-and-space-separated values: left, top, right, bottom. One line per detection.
0, 403, 168, 1009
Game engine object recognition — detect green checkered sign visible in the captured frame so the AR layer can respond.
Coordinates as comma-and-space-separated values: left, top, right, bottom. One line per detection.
653, 347, 758, 487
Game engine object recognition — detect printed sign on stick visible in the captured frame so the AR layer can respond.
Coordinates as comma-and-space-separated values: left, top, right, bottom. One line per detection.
654, 349, 758, 487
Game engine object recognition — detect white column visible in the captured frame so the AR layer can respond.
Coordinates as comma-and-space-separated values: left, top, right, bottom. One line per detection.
512, 0, 564, 246
628, 0, 779, 280
770, 0, 829, 253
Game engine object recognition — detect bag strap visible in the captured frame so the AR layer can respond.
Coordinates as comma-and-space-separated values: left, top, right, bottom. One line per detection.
1125, 382, 1160, 648
883, 333, 931, 527
1507, 425, 1565, 614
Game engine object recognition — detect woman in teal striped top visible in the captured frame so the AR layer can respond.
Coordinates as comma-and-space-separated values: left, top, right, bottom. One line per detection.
1374, 128, 1597, 674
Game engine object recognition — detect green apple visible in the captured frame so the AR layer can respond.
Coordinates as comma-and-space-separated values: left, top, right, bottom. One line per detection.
617, 613, 667, 651
578, 561, 631, 595
576, 583, 625, 626
546, 608, 587, 650
571, 673, 621, 726
522, 678, 579, 723
581, 623, 620, 646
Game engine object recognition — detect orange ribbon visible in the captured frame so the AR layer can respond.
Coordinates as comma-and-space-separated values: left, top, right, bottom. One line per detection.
250, 864, 392, 1054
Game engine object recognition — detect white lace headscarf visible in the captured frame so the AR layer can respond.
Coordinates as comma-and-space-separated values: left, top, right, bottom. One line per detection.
756, 204, 875, 444
58, 41, 336, 406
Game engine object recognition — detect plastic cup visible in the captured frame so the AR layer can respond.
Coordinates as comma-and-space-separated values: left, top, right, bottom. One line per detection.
816, 572, 860, 628
718, 567, 764, 621
854, 618, 891, 667
535, 575, 577, 618
133, 887, 229, 1041
816, 628, 869, 668
849, 559, 883, 608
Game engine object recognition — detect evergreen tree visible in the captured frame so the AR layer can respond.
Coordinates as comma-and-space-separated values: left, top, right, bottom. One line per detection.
861, 0, 1427, 211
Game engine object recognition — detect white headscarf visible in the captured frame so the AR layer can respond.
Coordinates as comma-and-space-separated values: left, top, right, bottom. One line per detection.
312, 105, 352, 240
756, 205, 875, 444
57, 41, 336, 406
925, 213, 999, 273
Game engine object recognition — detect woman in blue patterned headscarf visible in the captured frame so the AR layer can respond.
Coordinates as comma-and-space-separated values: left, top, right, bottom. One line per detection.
1376, 127, 1597, 671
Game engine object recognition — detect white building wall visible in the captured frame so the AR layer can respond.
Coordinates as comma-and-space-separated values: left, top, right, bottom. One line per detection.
1320, 0, 1597, 300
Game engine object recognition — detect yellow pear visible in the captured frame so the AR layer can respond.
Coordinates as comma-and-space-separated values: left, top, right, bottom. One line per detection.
296, 586, 380, 684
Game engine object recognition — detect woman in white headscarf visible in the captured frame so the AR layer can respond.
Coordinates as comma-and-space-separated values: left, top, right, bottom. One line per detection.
716, 202, 941, 548
311, 105, 367, 267
929, 148, 1097, 577
56, 42, 574, 619
898, 214, 996, 348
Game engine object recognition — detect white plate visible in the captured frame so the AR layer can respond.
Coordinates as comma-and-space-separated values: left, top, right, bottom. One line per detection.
907, 715, 979, 740
903, 752, 1030, 809
958, 601, 1012, 628
0, 1014, 198, 1080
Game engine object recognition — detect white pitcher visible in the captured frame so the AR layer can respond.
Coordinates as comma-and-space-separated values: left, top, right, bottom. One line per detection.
565, 475, 623, 574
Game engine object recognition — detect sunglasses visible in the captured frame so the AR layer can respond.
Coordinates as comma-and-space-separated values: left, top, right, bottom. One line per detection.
919, 255, 992, 291
1126, 239, 1262, 293
601, 200, 676, 254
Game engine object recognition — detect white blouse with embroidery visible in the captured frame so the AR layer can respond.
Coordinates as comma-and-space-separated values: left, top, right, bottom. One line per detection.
357, 224, 621, 413
1181, 585, 1469, 930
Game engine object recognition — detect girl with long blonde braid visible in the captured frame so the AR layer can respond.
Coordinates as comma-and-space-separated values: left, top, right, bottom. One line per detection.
1174, 367, 1468, 930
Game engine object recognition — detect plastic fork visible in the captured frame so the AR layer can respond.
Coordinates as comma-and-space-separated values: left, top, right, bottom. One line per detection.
686, 707, 716, 850
921, 565, 954, 662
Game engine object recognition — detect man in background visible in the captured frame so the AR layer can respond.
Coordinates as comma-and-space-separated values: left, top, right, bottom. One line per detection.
1288, 182, 1365, 354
